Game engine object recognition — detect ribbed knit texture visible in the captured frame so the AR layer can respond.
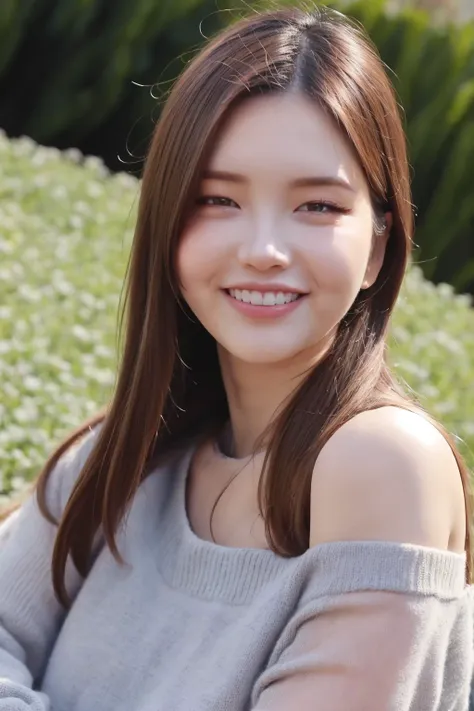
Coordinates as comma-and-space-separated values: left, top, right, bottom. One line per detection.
0, 427, 473, 710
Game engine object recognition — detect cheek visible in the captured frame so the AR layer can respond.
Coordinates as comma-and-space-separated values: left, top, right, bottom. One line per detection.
176, 234, 197, 295
305, 229, 372, 293
177, 221, 231, 304
177, 227, 212, 294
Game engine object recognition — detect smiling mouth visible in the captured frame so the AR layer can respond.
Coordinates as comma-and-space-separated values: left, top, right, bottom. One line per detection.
227, 288, 304, 306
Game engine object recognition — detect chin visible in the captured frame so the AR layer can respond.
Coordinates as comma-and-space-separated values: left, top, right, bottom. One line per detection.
219, 339, 309, 367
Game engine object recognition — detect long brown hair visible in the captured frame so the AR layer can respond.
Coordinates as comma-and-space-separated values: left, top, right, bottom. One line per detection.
6, 5, 473, 604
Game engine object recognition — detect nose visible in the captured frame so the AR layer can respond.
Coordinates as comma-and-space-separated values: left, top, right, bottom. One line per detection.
237, 219, 291, 271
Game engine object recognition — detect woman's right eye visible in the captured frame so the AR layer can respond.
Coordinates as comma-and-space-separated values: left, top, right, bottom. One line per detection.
196, 196, 239, 208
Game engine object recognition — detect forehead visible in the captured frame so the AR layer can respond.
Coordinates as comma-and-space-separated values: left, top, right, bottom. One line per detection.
207, 93, 366, 189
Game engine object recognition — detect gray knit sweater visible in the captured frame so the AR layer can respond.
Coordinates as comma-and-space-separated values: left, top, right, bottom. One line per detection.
0, 427, 473, 710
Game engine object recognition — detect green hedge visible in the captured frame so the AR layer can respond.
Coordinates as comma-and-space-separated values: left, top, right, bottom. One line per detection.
0, 0, 205, 142
0, 132, 472, 501
333, 0, 474, 293
0, 0, 225, 160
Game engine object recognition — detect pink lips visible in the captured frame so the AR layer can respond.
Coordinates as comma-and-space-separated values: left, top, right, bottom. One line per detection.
223, 287, 305, 319
224, 282, 306, 295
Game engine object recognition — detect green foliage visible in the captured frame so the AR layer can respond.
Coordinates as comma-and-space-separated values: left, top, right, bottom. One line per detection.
0, 134, 472, 500
0, 0, 215, 146
330, 0, 474, 292
0, 0, 35, 74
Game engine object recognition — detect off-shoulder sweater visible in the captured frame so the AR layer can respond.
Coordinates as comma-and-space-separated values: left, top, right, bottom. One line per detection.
0, 427, 472, 710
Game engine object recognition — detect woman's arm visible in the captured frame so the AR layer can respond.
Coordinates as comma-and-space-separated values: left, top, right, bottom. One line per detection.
252, 407, 471, 710
0, 428, 99, 710
252, 585, 471, 710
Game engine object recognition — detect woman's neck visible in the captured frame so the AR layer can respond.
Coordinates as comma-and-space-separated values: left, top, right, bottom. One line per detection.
217, 345, 328, 458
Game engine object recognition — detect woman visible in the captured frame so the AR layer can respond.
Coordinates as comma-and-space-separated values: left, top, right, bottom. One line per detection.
0, 5, 472, 710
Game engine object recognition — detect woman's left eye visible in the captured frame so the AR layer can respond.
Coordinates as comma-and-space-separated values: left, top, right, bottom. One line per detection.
296, 201, 348, 214
196, 196, 238, 208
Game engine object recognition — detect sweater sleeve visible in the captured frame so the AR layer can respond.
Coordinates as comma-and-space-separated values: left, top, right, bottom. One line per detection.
0, 426, 101, 710
251, 541, 473, 711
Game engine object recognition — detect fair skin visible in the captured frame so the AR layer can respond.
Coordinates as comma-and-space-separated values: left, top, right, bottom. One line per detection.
178, 92, 466, 708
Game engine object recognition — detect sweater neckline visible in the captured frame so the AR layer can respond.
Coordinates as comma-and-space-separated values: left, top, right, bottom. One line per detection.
156, 443, 469, 604
158, 443, 299, 603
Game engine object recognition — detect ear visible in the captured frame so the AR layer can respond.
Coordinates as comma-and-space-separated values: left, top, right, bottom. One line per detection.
360, 212, 392, 290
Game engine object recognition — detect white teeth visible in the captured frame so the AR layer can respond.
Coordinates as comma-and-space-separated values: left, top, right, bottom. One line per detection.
228, 289, 301, 306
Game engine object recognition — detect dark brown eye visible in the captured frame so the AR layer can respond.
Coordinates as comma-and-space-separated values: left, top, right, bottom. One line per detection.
196, 196, 239, 208
297, 201, 348, 214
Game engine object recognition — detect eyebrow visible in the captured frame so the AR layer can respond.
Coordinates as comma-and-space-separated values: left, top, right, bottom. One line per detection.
201, 170, 356, 193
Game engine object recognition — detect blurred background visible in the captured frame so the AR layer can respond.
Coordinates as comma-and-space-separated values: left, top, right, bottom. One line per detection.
1, 0, 473, 500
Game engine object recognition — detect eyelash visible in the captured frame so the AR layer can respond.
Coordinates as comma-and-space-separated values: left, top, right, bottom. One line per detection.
196, 196, 349, 215
196, 196, 238, 208
298, 201, 350, 215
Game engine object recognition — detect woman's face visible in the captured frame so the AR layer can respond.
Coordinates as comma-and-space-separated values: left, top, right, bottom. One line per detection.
178, 93, 388, 366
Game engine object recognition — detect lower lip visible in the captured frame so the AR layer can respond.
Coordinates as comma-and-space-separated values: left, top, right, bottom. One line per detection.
223, 290, 305, 318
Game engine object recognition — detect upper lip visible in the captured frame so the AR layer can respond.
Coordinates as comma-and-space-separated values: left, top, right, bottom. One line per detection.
225, 282, 307, 294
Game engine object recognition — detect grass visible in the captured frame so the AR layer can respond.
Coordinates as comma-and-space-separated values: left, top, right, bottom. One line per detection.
0, 131, 473, 501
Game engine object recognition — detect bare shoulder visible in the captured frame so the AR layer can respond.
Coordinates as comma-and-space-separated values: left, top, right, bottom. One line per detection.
309, 406, 466, 553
